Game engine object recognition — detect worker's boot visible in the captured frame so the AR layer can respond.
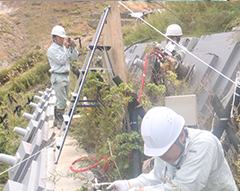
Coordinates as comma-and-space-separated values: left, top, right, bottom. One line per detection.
55, 109, 65, 130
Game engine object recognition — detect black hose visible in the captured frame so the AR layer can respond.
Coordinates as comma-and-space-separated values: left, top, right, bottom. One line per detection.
124, 37, 152, 52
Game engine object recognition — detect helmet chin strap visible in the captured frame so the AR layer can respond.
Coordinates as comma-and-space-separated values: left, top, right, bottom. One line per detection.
170, 138, 185, 168
175, 137, 185, 150
53, 36, 57, 43
170, 128, 188, 167
53, 37, 63, 47
175, 128, 188, 154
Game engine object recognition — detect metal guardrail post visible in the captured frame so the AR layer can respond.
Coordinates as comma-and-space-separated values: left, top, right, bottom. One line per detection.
2, 88, 55, 191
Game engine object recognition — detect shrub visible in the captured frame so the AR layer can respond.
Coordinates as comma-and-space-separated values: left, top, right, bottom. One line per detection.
70, 71, 141, 180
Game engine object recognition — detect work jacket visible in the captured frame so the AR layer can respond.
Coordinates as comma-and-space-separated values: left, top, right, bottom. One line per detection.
47, 42, 79, 74
128, 128, 238, 191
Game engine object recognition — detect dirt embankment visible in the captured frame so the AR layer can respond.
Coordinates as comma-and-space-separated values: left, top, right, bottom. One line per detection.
0, 1, 162, 70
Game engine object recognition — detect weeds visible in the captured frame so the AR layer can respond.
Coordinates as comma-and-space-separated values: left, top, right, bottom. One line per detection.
0, 51, 46, 85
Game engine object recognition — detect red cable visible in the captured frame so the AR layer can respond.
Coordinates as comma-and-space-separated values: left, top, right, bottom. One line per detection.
137, 49, 165, 102
70, 142, 119, 173
152, 49, 165, 58
137, 52, 150, 102
70, 155, 111, 173
71, 49, 166, 172
71, 48, 166, 173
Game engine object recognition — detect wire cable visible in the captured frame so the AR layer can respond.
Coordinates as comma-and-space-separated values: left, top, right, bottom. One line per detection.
0, 140, 56, 176
118, 1, 238, 88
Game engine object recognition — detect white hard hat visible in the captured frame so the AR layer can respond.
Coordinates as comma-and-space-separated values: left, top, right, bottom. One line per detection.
141, 106, 185, 156
165, 24, 183, 36
51, 25, 67, 38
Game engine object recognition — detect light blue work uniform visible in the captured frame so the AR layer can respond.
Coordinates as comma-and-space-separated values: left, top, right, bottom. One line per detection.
47, 42, 79, 110
128, 128, 238, 191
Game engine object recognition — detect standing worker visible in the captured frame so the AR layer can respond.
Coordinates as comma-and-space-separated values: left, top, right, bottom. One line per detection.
47, 25, 79, 129
107, 107, 238, 191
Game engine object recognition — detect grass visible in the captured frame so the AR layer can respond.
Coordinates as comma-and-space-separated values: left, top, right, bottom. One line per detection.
0, 51, 52, 189
0, 1, 239, 189
0, 50, 46, 87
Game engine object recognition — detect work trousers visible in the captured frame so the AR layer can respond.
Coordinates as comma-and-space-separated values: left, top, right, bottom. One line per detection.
51, 73, 70, 110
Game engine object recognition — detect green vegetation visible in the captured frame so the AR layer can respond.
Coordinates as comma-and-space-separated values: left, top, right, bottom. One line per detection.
70, 71, 132, 154
123, 2, 240, 45
0, 51, 51, 186
69, 71, 144, 180
68, 47, 203, 182
0, 1, 239, 190
0, 51, 46, 85
0, 51, 50, 100
71, 2, 240, 188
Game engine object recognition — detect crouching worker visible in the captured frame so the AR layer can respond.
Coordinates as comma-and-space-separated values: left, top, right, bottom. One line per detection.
107, 107, 238, 191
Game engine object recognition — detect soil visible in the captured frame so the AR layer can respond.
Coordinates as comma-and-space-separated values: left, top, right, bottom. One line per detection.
0, 1, 163, 70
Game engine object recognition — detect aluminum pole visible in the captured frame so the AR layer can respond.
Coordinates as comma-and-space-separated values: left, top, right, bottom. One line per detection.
55, 6, 111, 164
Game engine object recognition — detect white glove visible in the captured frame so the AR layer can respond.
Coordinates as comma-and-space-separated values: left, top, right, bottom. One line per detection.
128, 186, 141, 191
107, 180, 129, 191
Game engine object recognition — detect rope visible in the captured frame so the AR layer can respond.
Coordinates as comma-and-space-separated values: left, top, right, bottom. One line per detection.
0, 140, 56, 176
118, 1, 239, 88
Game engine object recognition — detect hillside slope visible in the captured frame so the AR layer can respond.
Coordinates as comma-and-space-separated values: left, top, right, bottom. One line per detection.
0, 1, 162, 70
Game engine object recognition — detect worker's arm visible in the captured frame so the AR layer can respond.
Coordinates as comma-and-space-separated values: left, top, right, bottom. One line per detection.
65, 37, 79, 61
47, 45, 70, 65
128, 158, 168, 190
128, 137, 218, 191
68, 46, 79, 61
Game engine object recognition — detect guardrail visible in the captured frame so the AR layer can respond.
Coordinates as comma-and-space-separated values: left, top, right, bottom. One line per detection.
1, 88, 56, 191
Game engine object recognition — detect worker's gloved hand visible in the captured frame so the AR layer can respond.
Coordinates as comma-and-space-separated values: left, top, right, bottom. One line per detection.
154, 43, 162, 50
107, 180, 129, 191
128, 186, 141, 191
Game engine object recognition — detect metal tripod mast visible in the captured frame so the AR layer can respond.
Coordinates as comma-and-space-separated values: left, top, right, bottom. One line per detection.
55, 6, 111, 164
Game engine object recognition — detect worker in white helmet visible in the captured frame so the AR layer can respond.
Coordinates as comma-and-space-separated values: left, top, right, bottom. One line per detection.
107, 107, 238, 191
164, 24, 186, 62
146, 24, 193, 85
164, 24, 194, 81
47, 25, 79, 129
